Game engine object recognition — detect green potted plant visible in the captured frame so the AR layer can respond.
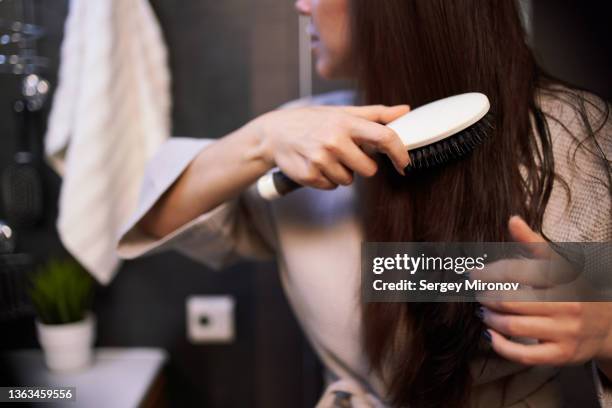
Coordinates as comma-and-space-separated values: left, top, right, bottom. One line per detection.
29, 258, 95, 372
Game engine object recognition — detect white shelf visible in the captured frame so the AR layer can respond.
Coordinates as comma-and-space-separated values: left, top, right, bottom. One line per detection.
1, 347, 168, 408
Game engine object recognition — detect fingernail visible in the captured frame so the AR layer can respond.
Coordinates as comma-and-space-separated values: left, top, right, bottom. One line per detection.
475, 306, 485, 320
482, 329, 492, 344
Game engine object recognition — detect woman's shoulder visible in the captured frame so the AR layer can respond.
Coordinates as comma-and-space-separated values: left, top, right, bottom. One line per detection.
279, 89, 357, 109
536, 83, 611, 171
536, 84, 611, 151
537, 84, 612, 241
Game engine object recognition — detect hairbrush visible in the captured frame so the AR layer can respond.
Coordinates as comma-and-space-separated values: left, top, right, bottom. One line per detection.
257, 92, 494, 200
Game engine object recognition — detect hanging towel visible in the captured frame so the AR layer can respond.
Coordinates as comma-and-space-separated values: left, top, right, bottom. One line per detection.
45, 0, 171, 284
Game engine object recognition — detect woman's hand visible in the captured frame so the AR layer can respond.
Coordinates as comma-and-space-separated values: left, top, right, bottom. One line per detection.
139, 103, 410, 238
251, 104, 411, 190
478, 216, 612, 378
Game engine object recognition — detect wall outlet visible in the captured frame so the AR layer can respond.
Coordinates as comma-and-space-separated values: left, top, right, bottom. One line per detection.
186, 295, 235, 344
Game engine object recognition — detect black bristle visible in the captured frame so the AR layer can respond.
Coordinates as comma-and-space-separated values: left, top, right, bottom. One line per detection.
405, 112, 495, 172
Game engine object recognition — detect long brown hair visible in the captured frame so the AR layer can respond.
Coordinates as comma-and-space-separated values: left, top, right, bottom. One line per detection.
351, 1, 555, 407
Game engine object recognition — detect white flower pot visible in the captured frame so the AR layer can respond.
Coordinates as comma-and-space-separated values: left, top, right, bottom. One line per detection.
35, 313, 96, 372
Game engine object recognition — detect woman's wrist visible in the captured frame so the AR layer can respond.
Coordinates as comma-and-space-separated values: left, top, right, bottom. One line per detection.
186, 119, 275, 208
241, 112, 277, 169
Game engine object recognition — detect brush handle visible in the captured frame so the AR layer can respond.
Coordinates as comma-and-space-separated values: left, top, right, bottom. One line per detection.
257, 170, 303, 200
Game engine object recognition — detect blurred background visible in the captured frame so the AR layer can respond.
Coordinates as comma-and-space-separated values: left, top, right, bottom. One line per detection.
0, 0, 610, 407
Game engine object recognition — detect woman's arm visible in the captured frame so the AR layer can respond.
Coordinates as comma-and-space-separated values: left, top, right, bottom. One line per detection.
139, 104, 411, 238
138, 119, 271, 238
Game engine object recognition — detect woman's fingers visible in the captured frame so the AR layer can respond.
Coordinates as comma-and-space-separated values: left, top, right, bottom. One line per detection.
508, 216, 544, 243
309, 150, 354, 185
470, 258, 559, 288
332, 141, 378, 178
341, 104, 410, 124
482, 309, 563, 340
263, 104, 412, 188
312, 128, 379, 178
487, 329, 568, 366
348, 118, 410, 174
479, 300, 577, 316
508, 216, 552, 259
275, 153, 337, 190
339, 104, 411, 174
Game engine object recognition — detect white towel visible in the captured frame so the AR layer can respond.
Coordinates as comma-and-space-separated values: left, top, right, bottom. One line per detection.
45, 0, 171, 284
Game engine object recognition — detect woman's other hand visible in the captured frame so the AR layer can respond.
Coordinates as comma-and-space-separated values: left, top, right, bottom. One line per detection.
479, 216, 612, 378
250, 104, 410, 190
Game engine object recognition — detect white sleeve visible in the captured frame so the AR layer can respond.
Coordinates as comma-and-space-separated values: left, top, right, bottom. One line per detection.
116, 137, 276, 270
